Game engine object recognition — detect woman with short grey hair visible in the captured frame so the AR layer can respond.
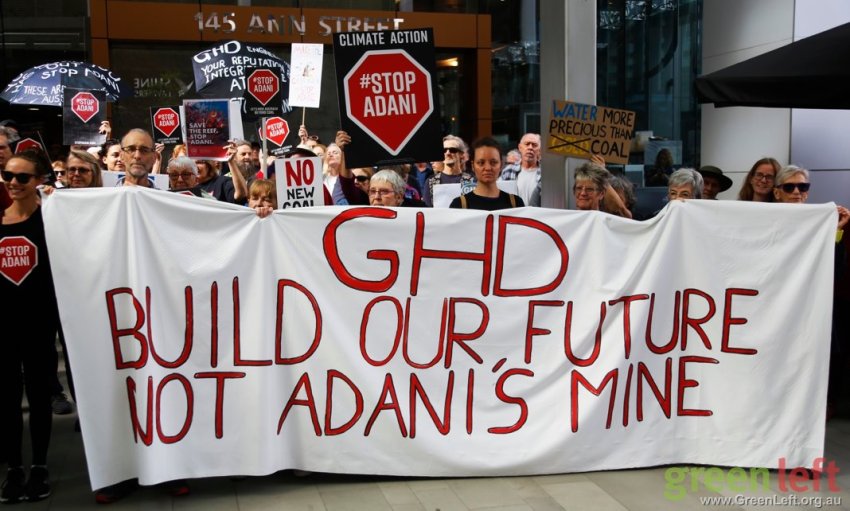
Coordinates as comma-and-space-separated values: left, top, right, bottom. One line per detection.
667, 168, 703, 200
368, 169, 406, 207
573, 163, 609, 210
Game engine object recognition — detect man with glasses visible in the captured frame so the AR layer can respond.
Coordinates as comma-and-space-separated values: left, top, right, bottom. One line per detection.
500, 133, 541, 206
425, 134, 475, 207
116, 129, 157, 187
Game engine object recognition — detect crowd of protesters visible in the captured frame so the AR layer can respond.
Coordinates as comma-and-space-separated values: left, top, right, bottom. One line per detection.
1, 117, 849, 505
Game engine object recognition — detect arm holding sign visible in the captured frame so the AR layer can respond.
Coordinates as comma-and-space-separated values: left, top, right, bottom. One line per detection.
591, 154, 632, 219
225, 142, 248, 203
334, 131, 369, 205
150, 143, 165, 175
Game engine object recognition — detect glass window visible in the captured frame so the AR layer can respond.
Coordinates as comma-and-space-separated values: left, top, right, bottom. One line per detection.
597, 0, 702, 168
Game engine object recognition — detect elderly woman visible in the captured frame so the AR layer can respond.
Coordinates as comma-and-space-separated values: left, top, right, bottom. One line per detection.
573, 162, 609, 210
667, 168, 703, 201
774, 165, 850, 421
368, 169, 406, 207
65, 150, 103, 188
739, 157, 781, 202
450, 137, 523, 210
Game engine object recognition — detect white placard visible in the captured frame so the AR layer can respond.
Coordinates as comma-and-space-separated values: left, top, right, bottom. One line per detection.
289, 43, 324, 109
274, 156, 325, 208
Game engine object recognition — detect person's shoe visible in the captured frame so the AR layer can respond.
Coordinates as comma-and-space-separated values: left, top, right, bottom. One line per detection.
24, 466, 50, 502
52, 393, 73, 415
94, 479, 137, 505
165, 479, 190, 497
0, 467, 26, 504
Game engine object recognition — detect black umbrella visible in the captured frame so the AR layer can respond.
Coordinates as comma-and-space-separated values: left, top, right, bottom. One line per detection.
192, 40, 291, 103
1, 61, 132, 107
695, 22, 850, 109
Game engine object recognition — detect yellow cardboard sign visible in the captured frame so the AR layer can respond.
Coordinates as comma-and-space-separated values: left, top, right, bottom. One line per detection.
547, 100, 636, 165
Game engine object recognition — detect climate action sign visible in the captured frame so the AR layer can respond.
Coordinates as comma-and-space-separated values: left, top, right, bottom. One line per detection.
334, 29, 441, 168
45, 190, 833, 491
547, 100, 636, 165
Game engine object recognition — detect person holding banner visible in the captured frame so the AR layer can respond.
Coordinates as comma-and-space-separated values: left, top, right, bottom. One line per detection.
738, 157, 781, 202
573, 163, 610, 211
65, 150, 103, 189
773, 164, 850, 420
367, 169, 407, 207
667, 168, 703, 201
450, 137, 523, 210
116, 129, 157, 188
0, 152, 59, 503
247, 179, 278, 218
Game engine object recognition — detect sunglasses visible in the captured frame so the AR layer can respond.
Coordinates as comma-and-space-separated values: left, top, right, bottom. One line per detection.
354, 175, 370, 182
443, 147, 461, 154
778, 182, 810, 193
1, 170, 36, 184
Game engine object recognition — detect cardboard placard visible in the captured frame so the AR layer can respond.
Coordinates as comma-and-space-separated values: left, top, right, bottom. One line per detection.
183, 99, 232, 160
62, 89, 106, 146
274, 156, 325, 208
289, 43, 324, 109
333, 29, 442, 168
547, 100, 636, 165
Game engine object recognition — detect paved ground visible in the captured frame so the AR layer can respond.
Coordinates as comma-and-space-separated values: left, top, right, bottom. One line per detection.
8, 369, 850, 510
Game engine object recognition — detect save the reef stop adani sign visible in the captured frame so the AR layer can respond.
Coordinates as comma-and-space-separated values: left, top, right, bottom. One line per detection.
334, 28, 442, 168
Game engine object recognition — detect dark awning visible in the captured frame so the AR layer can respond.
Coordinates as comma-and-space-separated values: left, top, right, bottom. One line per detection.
695, 22, 850, 109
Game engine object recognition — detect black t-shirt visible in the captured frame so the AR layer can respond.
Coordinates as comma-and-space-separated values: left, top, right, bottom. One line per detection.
200, 174, 236, 203
449, 190, 524, 211
0, 207, 59, 322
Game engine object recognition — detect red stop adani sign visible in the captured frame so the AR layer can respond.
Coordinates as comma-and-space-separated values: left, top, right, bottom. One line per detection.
344, 50, 433, 156
153, 108, 180, 137
247, 69, 279, 106
71, 91, 99, 123
334, 29, 441, 168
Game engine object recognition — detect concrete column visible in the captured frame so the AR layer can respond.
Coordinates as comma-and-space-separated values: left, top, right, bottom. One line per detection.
540, 0, 596, 209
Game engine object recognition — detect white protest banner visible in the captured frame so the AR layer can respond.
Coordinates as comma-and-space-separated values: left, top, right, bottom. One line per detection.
275, 156, 325, 208
43, 191, 835, 490
289, 43, 324, 109
432, 180, 518, 208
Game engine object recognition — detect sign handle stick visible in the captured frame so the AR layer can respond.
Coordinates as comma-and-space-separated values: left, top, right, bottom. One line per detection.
301, 107, 306, 127
261, 117, 268, 165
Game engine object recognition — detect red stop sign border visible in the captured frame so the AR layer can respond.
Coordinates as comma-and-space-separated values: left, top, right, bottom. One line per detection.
153, 108, 180, 138
343, 49, 434, 156
248, 69, 280, 107
71, 92, 99, 123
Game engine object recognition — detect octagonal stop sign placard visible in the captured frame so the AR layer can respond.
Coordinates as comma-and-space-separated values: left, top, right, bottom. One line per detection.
0, 236, 38, 286
248, 69, 279, 106
153, 108, 180, 137
14, 138, 43, 154
71, 92, 99, 123
264, 117, 290, 147
343, 50, 433, 156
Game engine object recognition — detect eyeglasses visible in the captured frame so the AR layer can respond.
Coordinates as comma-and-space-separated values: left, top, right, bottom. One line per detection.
122, 145, 154, 155
67, 166, 92, 175
354, 175, 370, 182
368, 188, 394, 196
777, 182, 810, 193
1, 170, 36, 184
752, 172, 775, 182
574, 186, 598, 194
168, 172, 195, 181
443, 147, 461, 154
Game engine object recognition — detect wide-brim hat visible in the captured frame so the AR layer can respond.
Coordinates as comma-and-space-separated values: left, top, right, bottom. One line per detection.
698, 165, 733, 191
